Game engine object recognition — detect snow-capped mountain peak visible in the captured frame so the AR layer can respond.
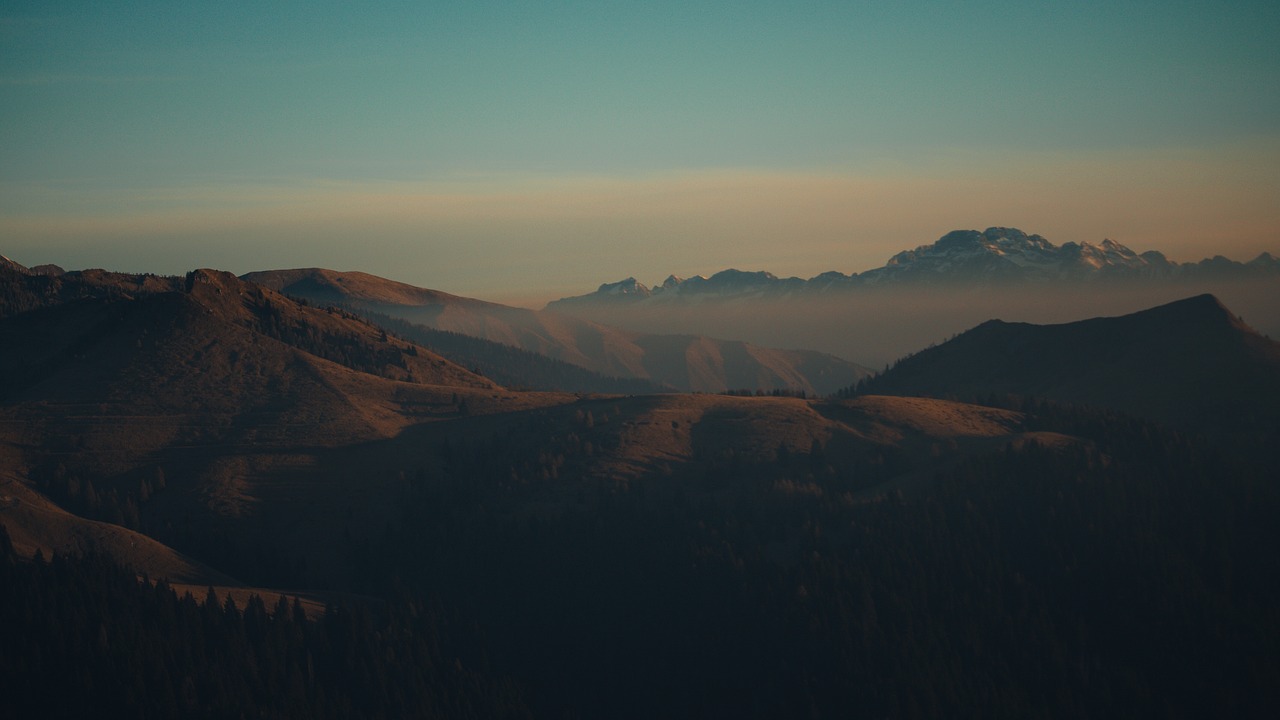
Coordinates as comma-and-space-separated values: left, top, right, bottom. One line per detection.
546, 227, 1277, 309
595, 277, 651, 297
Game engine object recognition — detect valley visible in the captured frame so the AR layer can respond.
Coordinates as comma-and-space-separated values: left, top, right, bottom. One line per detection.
545, 228, 1280, 367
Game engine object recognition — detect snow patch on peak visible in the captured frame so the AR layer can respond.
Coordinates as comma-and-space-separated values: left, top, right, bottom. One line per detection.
545, 227, 1279, 309
596, 277, 650, 296
0, 255, 31, 274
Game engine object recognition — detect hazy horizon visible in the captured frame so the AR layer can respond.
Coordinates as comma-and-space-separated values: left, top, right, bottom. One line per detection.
3, 219, 1277, 311
3, 2, 1278, 306
541, 278, 1280, 368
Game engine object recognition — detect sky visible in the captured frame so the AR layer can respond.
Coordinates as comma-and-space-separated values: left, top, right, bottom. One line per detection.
2, 1, 1278, 306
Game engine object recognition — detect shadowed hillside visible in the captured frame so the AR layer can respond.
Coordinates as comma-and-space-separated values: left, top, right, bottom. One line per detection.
244, 268, 870, 395
0, 268, 496, 404
855, 294, 1280, 441
359, 309, 667, 394
0, 266, 573, 587
0, 262, 182, 319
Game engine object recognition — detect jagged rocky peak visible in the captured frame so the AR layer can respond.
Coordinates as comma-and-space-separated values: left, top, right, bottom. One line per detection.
881, 227, 1062, 276
1249, 251, 1279, 268
669, 268, 806, 297
929, 227, 1052, 253
182, 269, 277, 314
1096, 238, 1142, 262
987, 226, 1050, 246
977, 227, 1053, 256
0, 255, 30, 274
897, 227, 1161, 275
185, 268, 242, 292
546, 227, 1279, 308
551, 275, 656, 306
812, 270, 852, 281
932, 229, 985, 250
596, 277, 651, 296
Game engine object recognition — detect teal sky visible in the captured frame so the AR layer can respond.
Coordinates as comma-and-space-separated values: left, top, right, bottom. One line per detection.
3, 1, 1278, 305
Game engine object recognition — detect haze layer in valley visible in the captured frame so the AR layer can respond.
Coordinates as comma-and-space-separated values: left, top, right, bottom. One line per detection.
546, 229, 1280, 368
550, 280, 1277, 369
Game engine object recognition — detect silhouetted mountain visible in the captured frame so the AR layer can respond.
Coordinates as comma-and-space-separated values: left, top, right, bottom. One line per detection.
855, 294, 1280, 439
0, 542, 531, 718
244, 268, 869, 395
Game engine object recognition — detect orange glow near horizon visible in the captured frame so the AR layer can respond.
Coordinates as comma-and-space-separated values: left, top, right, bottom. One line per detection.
2, 141, 1277, 306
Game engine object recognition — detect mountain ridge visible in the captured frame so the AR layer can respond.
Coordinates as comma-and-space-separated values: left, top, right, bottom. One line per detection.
855, 293, 1280, 438
0, 257, 1064, 590
548, 227, 1280, 308
0, 263, 574, 587
245, 267, 871, 395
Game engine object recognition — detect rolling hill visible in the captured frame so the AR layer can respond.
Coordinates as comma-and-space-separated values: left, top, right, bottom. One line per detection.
243, 268, 870, 395
0, 262, 1048, 588
0, 265, 573, 585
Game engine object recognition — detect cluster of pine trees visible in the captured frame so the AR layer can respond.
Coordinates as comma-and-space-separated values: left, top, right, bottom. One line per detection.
332, 402, 1280, 717
4, 348, 1278, 717
0, 527, 531, 719
0, 266, 178, 320
249, 298, 427, 382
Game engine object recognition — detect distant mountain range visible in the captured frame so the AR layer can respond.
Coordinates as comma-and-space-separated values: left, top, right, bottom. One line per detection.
244, 268, 870, 395
548, 227, 1280, 308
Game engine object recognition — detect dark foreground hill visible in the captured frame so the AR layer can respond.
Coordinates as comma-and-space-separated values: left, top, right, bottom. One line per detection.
0, 265, 573, 588
4, 397, 1277, 718
0, 267, 497, 402
856, 294, 1280, 441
